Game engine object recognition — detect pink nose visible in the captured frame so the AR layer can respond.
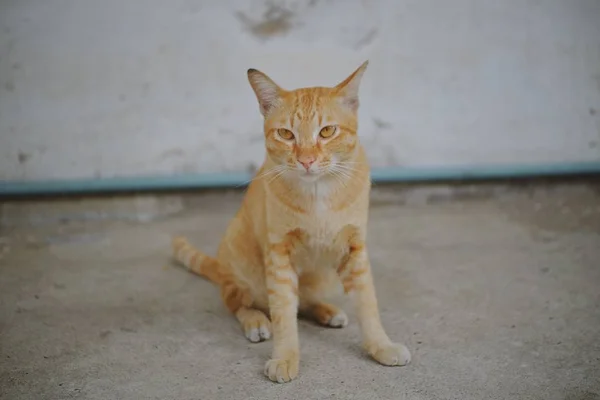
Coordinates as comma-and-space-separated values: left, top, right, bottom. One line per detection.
299, 157, 315, 170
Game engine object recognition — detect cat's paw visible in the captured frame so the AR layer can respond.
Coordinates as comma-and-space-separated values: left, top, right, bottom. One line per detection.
245, 322, 271, 343
371, 342, 411, 366
264, 358, 299, 383
327, 310, 348, 328
239, 309, 271, 343
309, 303, 348, 328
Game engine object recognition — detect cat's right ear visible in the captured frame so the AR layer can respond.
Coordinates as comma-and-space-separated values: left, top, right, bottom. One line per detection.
247, 69, 283, 117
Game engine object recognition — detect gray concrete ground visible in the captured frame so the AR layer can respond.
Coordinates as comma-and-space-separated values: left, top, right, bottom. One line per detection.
1, 182, 599, 400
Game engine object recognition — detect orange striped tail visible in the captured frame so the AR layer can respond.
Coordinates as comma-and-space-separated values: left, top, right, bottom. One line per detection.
171, 236, 223, 285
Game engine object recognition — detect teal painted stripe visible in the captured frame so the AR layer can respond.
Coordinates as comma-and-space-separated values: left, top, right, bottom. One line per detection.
1, 162, 599, 196
370, 162, 600, 182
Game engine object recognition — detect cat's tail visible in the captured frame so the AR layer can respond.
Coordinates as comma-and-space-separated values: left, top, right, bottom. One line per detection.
171, 236, 224, 285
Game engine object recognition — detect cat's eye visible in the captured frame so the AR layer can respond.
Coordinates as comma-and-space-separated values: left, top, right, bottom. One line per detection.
277, 128, 294, 141
319, 125, 337, 139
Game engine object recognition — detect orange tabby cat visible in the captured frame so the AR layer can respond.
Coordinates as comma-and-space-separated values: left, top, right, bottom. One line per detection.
171, 61, 410, 383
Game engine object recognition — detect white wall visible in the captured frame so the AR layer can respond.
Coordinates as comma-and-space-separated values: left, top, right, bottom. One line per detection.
1, 0, 599, 181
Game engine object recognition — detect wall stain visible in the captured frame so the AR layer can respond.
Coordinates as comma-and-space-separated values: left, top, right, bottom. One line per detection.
372, 117, 392, 130
17, 152, 31, 164
159, 148, 185, 160
5, 81, 15, 92
157, 44, 169, 55
246, 162, 258, 174
177, 162, 198, 174
354, 28, 378, 50
236, 3, 294, 40
590, 107, 597, 116
593, 73, 600, 93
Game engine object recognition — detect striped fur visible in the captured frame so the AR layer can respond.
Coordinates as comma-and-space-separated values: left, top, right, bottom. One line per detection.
170, 61, 410, 383
172, 236, 252, 315
172, 236, 223, 284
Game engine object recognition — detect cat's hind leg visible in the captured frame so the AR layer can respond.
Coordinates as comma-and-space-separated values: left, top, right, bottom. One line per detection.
220, 276, 271, 342
301, 302, 348, 328
298, 271, 348, 328
235, 307, 271, 342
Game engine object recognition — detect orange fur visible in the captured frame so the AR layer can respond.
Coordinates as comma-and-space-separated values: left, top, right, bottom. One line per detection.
171, 61, 410, 383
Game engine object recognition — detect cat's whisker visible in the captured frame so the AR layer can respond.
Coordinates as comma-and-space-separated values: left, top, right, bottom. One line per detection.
237, 165, 286, 187
330, 164, 356, 177
332, 170, 352, 183
334, 163, 361, 173
333, 168, 357, 178
266, 168, 289, 185
336, 165, 364, 174
256, 166, 286, 180
327, 169, 343, 185
327, 166, 352, 185
331, 170, 350, 188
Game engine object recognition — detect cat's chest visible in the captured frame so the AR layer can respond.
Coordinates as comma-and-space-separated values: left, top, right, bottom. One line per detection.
292, 212, 356, 271
301, 214, 344, 246
266, 181, 369, 270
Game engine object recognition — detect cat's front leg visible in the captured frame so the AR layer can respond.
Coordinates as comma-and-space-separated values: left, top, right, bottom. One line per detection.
337, 226, 411, 367
263, 229, 306, 383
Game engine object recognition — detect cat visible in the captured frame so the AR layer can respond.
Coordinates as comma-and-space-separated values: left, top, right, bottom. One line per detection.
171, 61, 410, 383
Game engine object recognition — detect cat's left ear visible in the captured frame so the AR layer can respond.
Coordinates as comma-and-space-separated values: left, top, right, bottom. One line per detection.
333, 60, 369, 112
247, 69, 284, 117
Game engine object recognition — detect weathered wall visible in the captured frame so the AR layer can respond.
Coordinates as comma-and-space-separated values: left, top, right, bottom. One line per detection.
1, 0, 599, 181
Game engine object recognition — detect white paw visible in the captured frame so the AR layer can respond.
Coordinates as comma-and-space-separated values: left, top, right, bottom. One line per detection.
245, 325, 271, 343
328, 311, 349, 328
371, 342, 411, 366
259, 325, 271, 340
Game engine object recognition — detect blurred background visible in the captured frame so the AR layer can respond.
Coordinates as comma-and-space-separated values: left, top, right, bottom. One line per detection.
1, 2, 600, 399
1, 0, 599, 192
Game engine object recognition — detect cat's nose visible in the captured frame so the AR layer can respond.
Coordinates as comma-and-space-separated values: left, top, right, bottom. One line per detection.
298, 156, 316, 170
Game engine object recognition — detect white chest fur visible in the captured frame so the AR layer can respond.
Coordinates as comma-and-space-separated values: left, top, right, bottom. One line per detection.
267, 177, 368, 273
292, 204, 360, 274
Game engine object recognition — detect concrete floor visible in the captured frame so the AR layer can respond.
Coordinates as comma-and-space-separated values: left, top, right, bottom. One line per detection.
1, 182, 599, 400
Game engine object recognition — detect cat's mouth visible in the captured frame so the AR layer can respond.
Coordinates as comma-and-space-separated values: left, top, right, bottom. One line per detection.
297, 169, 321, 182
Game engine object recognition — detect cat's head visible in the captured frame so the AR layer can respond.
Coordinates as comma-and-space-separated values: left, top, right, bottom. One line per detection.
247, 62, 368, 183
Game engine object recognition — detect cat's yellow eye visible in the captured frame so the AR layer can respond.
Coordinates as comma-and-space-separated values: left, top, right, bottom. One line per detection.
277, 128, 294, 141
319, 125, 337, 139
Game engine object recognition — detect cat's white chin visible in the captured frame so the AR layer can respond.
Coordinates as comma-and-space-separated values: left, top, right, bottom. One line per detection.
296, 172, 322, 183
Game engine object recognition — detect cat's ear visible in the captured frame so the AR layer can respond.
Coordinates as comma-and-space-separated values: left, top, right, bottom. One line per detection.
247, 69, 284, 117
333, 60, 369, 112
